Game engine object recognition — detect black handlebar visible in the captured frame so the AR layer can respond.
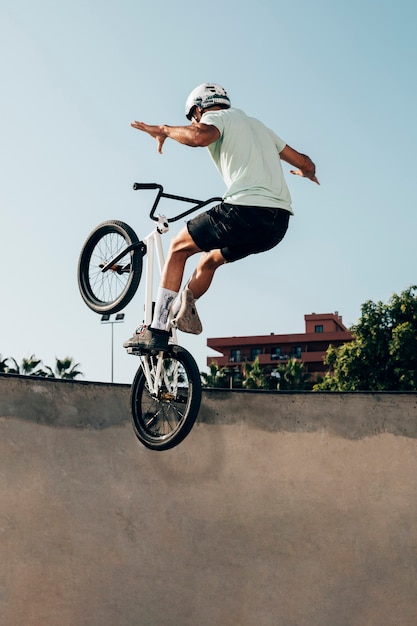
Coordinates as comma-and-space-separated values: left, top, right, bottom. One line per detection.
132, 183, 162, 191
133, 182, 222, 223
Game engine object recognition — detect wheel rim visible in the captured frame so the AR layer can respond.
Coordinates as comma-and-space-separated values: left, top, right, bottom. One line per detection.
134, 356, 193, 444
85, 231, 134, 307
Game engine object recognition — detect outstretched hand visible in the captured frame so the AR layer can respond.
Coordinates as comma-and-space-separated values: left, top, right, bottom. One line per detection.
131, 121, 167, 154
290, 169, 320, 185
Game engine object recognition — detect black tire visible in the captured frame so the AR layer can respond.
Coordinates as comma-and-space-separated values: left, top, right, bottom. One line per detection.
78, 220, 143, 314
131, 345, 202, 451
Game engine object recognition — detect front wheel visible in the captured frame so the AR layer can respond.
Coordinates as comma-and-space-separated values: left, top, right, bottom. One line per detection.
131, 345, 202, 451
78, 220, 144, 314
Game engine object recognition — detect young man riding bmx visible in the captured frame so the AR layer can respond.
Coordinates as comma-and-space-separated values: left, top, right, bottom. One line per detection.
124, 83, 319, 352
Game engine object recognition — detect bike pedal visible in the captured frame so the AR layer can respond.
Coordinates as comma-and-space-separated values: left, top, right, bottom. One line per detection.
127, 347, 144, 356
126, 346, 168, 356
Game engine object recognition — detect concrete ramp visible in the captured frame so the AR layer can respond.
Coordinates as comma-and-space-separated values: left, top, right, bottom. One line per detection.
1, 374, 417, 626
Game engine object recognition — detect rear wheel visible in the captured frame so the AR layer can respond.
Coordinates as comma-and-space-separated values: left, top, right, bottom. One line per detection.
78, 220, 144, 314
131, 346, 202, 451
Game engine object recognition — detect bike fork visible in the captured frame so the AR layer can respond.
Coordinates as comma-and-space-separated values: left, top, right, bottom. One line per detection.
140, 352, 180, 399
141, 354, 163, 396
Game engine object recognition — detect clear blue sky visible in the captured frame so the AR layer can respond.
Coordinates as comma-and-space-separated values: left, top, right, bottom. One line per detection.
1, 0, 416, 383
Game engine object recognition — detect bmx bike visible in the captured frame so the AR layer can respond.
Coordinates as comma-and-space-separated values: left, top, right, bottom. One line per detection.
77, 183, 221, 451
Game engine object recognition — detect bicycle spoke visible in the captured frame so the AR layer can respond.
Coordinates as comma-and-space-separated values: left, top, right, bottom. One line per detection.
139, 355, 189, 436
89, 233, 131, 304
131, 347, 201, 450
78, 221, 142, 313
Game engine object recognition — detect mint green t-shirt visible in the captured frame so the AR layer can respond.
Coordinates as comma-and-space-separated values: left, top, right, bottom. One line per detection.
201, 108, 293, 214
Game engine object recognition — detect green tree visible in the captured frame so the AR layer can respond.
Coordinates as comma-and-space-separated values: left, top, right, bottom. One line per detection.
0, 354, 9, 373
201, 362, 229, 388
43, 357, 83, 380
7, 354, 44, 376
202, 357, 311, 391
1, 355, 83, 379
242, 357, 269, 389
276, 358, 311, 390
315, 285, 417, 391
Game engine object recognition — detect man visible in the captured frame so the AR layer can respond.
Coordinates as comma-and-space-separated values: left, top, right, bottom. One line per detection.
124, 83, 319, 352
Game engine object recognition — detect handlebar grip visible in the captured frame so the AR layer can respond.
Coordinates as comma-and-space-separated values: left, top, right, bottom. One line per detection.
133, 182, 161, 191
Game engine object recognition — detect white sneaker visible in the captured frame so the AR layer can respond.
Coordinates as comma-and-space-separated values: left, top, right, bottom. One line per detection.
174, 288, 202, 335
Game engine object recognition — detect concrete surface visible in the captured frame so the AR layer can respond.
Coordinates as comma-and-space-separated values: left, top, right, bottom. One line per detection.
1, 374, 417, 626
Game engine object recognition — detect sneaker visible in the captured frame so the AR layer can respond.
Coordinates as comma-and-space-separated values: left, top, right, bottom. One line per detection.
174, 288, 202, 335
123, 325, 169, 353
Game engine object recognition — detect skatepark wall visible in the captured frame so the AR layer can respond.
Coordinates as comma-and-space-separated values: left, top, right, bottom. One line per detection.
1, 373, 417, 626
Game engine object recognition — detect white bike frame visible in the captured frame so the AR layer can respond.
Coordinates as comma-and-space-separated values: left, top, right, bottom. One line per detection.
136, 214, 179, 396
141, 214, 178, 336
127, 184, 221, 397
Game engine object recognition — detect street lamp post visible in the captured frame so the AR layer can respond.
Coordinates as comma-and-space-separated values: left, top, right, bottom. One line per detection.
100, 313, 125, 383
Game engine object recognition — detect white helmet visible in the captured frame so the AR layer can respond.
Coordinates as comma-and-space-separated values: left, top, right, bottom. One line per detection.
185, 83, 231, 120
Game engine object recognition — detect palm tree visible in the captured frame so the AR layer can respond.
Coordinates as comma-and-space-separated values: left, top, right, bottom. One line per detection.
43, 357, 83, 380
0, 354, 9, 373
6, 355, 44, 376
279, 358, 311, 390
201, 362, 229, 388
242, 357, 269, 390
3, 355, 83, 379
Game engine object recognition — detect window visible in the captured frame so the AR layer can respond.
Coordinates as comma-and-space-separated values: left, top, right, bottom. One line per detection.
271, 347, 281, 360
291, 346, 302, 358
230, 349, 241, 363
315, 325, 323, 333
251, 348, 262, 361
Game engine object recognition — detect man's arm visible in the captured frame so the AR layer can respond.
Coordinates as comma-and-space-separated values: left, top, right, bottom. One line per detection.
131, 120, 220, 154
280, 144, 320, 185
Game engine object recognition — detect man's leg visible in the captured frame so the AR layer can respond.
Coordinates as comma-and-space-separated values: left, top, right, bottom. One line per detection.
123, 227, 202, 350
151, 227, 202, 329
173, 248, 226, 335
187, 248, 226, 299
160, 227, 202, 292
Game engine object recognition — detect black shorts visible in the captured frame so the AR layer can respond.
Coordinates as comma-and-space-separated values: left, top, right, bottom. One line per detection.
187, 202, 290, 262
